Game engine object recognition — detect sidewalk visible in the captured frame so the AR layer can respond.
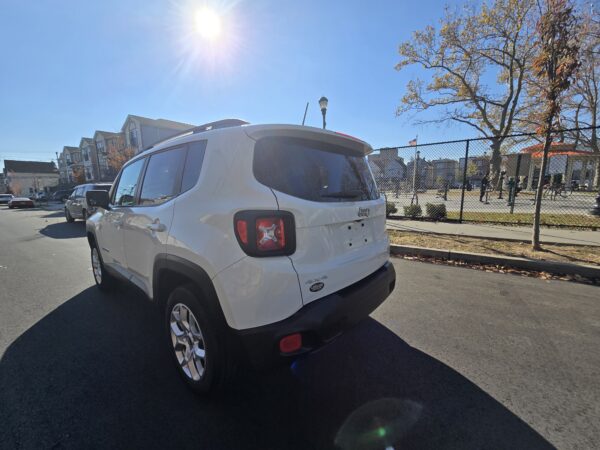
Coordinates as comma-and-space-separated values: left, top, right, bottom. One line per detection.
387, 219, 600, 246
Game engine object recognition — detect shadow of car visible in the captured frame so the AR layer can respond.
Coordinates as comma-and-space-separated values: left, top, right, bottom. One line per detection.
39, 221, 87, 239
0, 286, 552, 450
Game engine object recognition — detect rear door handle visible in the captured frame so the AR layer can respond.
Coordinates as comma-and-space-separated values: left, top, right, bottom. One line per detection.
146, 223, 166, 232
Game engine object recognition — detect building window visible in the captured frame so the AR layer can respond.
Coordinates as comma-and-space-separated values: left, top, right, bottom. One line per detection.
83, 149, 89, 161
96, 141, 105, 154
129, 127, 138, 148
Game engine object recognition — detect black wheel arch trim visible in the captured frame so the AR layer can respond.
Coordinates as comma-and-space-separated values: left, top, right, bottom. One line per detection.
153, 254, 228, 326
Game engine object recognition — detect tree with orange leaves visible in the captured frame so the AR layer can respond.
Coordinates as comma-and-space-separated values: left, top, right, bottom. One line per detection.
106, 142, 136, 176
531, 0, 580, 250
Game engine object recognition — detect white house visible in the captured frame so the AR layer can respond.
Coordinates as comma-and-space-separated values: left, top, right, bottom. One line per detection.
3, 160, 59, 195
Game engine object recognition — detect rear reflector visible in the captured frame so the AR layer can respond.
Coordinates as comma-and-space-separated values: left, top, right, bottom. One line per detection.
279, 333, 302, 353
236, 219, 248, 245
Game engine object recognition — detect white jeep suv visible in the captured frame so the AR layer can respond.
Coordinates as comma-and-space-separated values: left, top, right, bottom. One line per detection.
86, 120, 396, 394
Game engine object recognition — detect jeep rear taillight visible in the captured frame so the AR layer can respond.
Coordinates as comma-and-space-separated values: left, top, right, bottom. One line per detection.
256, 217, 285, 251
234, 211, 295, 257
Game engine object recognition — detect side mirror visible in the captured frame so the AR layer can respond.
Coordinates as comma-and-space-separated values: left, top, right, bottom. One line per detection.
86, 190, 110, 210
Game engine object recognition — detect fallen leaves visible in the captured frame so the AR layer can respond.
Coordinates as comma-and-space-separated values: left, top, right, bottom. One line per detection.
394, 254, 600, 285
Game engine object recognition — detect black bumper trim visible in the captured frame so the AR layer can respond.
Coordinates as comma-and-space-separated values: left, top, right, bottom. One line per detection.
235, 261, 396, 368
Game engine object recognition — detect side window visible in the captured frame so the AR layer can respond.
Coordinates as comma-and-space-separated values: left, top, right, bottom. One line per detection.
139, 147, 186, 206
113, 158, 145, 206
181, 140, 207, 192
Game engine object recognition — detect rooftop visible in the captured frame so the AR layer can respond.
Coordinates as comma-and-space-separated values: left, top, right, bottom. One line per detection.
4, 160, 58, 174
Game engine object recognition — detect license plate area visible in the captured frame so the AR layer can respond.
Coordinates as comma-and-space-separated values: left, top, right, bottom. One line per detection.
340, 220, 372, 250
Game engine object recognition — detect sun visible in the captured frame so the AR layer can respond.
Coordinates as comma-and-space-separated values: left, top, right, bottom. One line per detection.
194, 8, 222, 41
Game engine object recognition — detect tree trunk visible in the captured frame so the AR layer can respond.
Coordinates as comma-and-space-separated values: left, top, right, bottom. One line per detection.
593, 156, 600, 190
532, 130, 553, 250
489, 138, 502, 186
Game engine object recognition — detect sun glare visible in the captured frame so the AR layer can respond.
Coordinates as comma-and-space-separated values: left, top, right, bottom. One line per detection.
194, 8, 222, 40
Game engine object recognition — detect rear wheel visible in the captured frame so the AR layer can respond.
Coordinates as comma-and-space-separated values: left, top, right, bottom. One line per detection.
165, 285, 237, 395
91, 246, 116, 291
82, 209, 88, 221
65, 208, 74, 223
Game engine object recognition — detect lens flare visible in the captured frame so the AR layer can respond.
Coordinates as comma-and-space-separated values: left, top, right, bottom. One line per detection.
194, 7, 222, 40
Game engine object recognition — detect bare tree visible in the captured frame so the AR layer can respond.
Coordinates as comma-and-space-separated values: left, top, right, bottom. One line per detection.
562, 3, 600, 188
531, 0, 580, 250
396, 0, 537, 183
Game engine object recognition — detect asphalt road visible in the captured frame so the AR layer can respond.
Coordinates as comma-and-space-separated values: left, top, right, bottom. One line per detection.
0, 206, 598, 449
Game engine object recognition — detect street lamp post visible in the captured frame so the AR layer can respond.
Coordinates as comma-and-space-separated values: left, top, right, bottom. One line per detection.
319, 96, 328, 129
411, 150, 420, 206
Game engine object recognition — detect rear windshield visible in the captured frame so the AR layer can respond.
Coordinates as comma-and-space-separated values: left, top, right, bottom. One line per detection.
92, 185, 111, 191
253, 136, 378, 202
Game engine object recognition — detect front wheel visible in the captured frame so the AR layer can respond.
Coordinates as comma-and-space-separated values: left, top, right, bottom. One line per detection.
65, 208, 74, 223
165, 285, 238, 395
91, 246, 116, 291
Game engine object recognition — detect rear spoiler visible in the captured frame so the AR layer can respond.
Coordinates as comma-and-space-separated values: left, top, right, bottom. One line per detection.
244, 125, 373, 155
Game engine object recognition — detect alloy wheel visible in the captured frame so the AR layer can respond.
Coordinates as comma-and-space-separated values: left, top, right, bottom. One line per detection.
170, 303, 207, 381
91, 248, 102, 284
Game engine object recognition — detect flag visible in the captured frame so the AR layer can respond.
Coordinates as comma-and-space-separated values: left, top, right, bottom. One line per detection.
408, 138, 417, 146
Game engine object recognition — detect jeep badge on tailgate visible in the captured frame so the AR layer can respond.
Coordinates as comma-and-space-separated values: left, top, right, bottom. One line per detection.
358, 207, 370, 218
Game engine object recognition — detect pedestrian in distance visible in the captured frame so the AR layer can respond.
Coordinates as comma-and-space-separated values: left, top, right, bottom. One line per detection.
480, 172, 490, 202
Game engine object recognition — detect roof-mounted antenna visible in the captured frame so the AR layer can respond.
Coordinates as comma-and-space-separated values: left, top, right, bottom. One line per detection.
301, 102, 309, 126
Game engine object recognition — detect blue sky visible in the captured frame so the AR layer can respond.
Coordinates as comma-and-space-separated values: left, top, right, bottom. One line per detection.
0, 0, 472, 167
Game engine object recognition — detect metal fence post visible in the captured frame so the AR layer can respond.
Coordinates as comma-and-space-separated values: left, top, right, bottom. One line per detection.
459, 140, 470, 223
510, 153, 522, 214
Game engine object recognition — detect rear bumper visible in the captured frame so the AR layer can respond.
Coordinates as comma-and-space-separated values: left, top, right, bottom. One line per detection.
234, 261, 396, 368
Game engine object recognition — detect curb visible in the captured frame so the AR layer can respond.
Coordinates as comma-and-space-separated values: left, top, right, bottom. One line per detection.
390, 244, 600, 279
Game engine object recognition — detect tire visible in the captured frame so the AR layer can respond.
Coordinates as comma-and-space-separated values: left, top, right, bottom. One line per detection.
165, 284, 238, 395
91, 246, 116, 292
65, 208, 74, 223
82, 209, 87, 221
8, 205, 14, 209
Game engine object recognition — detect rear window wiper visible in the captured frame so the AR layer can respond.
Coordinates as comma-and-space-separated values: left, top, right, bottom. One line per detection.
320, 189, 365, 198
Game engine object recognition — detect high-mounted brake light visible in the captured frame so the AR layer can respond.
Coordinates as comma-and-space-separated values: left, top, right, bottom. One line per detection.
334, 131, 363, 142
234, 210, 295, 257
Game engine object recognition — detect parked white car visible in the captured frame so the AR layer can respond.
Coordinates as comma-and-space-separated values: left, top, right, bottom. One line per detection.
65, 183, 111, 222
85, 120, 395, 394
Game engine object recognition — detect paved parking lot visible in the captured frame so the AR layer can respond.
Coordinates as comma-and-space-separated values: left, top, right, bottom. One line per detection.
385, 190, 597, 215
1, 207, 598, 449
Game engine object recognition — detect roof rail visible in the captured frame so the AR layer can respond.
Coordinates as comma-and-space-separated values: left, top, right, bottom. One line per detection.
190, 118, 249, 133
143, 118, 249, 151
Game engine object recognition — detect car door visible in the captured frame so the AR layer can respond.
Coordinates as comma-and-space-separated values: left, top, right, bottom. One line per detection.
97, 158, 146, 277
67, 187, 82, 218
122, 146, 187, 295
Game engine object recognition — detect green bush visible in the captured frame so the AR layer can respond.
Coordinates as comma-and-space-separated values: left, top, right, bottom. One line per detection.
386, 201, 398, 217
426, 203, 447, 220
403, 204, 422, 218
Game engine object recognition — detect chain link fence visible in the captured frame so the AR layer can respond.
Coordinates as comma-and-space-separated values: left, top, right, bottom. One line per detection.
372, 127, 600, 228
